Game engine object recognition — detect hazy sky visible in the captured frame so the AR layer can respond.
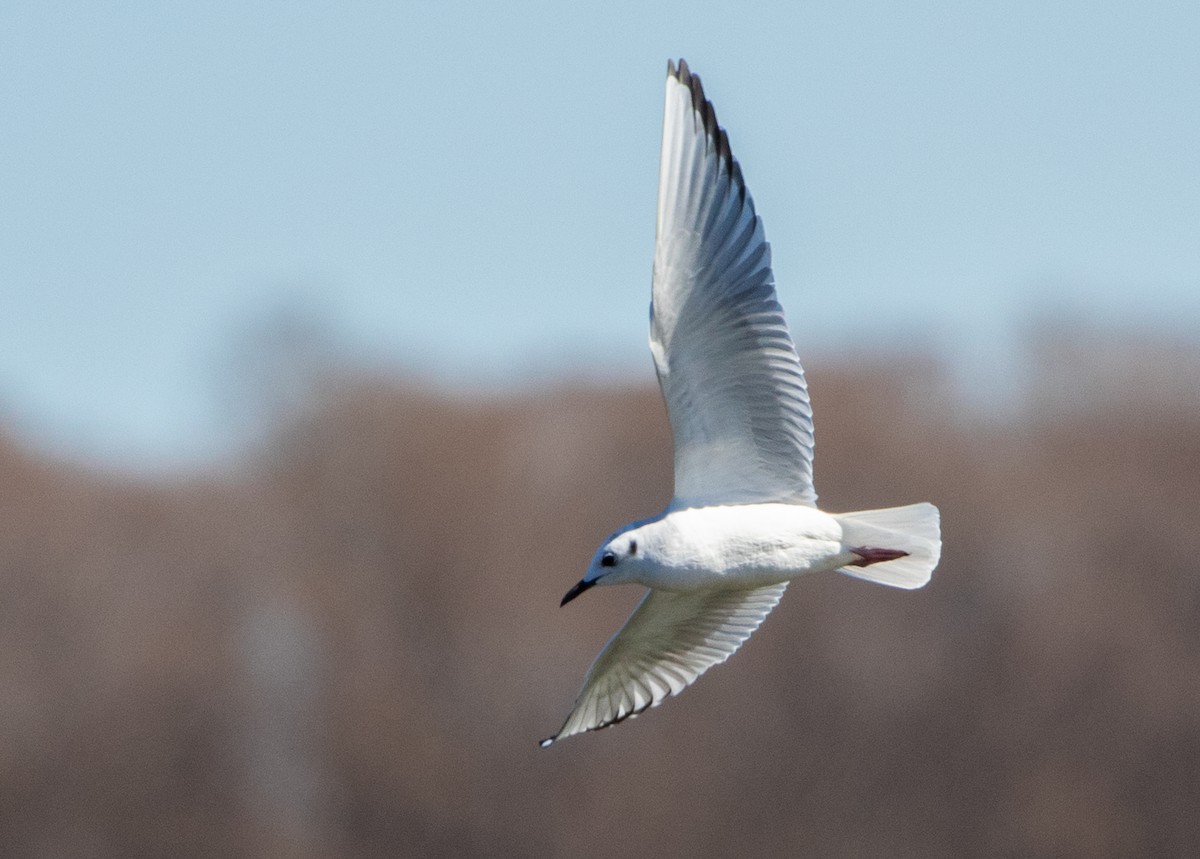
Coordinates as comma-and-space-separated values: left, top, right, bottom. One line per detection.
3, 1, 1198, 468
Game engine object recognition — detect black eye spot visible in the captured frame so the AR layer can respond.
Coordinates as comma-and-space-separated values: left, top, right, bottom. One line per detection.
629, 540, 638, 556
601, 551, 617, 567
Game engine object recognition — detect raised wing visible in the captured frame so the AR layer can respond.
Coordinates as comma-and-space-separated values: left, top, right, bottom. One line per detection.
540, 583, 787, 746
652, 59, 815, 508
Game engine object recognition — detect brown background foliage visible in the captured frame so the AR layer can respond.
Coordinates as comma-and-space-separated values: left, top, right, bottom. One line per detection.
1, 332, 1197, 857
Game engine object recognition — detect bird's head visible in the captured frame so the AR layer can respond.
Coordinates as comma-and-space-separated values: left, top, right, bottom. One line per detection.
559, 528, 647, 606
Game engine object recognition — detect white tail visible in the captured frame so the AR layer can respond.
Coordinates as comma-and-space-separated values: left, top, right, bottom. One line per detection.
834, 502, 942, 590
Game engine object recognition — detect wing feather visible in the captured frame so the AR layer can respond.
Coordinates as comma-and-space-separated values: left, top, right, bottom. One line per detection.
540, 583, 787, 746
652, 59, 815, 508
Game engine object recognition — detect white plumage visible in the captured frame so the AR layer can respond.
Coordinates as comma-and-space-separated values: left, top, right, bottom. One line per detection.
541, 60, 941, 748
651, 61, 815, 509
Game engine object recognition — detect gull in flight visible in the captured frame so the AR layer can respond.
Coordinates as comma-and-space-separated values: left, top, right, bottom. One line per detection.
541, 60, 941, 747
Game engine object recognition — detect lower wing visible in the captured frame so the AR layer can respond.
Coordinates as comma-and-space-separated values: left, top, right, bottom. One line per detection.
541, 582, 787, 746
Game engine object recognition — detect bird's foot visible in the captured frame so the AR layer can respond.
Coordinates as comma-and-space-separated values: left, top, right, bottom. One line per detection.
848, 546, 909, 567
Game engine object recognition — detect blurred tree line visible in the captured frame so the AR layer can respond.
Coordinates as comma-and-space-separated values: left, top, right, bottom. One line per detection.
0, 328, 1197, 857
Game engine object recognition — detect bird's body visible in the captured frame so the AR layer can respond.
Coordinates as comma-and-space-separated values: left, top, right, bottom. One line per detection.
593, 504, 848, 592
540, 60, 942, 747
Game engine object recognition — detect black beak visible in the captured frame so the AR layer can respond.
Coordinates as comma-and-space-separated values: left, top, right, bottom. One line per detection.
560, 578, 597, 607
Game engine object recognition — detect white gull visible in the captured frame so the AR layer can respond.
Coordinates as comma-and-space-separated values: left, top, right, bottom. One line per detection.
541, 59, 941, 747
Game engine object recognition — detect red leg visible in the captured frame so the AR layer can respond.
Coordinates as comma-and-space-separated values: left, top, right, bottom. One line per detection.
848, 546, 909, 567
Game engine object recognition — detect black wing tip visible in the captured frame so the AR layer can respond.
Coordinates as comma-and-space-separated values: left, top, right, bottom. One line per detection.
539, 700, 653, 749
666, 57, 739, 183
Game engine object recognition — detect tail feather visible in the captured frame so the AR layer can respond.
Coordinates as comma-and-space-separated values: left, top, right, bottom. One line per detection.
834, 502, 941, 590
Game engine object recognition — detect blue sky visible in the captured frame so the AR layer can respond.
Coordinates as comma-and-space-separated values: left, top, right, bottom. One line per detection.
2, 1, 1198, 469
